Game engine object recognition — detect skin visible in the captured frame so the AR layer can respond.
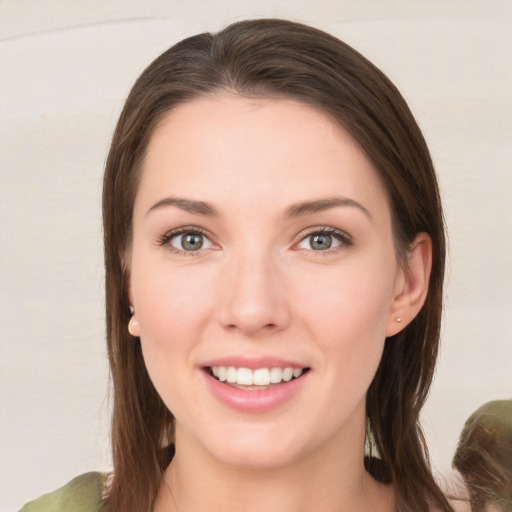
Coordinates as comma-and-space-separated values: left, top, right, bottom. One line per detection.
127, 95, 432, 512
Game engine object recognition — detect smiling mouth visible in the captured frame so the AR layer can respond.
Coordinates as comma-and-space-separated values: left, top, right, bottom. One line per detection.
205, 366, 310, 389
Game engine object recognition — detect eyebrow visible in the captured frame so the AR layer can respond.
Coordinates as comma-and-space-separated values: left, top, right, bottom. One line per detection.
283, 196, 372, 220
146, 195, 371, 220
146, 197, 219, 217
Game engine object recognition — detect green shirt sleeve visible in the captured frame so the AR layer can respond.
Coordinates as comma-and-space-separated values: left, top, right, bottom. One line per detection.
19, 472, 107, 512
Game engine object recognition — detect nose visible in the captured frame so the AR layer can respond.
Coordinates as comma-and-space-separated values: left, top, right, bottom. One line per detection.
216, 251, 291, 337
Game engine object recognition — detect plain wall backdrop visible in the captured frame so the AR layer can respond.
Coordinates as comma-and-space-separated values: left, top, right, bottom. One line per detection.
1, 1, 511, 510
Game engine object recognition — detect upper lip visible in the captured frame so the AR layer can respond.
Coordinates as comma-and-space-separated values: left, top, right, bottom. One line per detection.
201, 356, 308, 370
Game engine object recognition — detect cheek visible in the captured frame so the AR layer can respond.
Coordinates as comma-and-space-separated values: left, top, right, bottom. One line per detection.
132, 261, 216, 341
130, 262, 217, 408
280, 263, 395, 440
292, 257, 396, 392
293, 261, 396, 346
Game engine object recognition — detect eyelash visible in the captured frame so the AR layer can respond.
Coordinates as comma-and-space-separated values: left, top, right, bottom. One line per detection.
295, 226, 353, 254
157, 226, 353, 256
157, 226, 214, 256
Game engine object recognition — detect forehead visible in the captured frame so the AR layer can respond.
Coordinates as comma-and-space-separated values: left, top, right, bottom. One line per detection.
136, 95, 390, 219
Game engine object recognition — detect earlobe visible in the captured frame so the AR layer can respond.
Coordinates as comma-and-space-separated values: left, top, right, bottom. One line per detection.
124, 251, 138, 336
126, 286, 140, 337
128, 313, 140, 337
386, 233, 432, 337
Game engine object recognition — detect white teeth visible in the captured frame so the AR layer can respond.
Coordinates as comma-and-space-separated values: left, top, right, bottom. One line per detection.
210, 366, 305, 386
269, 367, 283, 383
237, 368, 253, 385
226, 366, 237, 383
253, 368, 270, 386
282, 367, 293, 382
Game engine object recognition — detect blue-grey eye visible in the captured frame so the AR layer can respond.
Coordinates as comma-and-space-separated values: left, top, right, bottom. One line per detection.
297, 231, 346, 251
309, 233, 332, 250
170, 232, 211, 251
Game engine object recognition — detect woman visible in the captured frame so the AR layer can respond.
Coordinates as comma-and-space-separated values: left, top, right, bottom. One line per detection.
21, 18, 452, 512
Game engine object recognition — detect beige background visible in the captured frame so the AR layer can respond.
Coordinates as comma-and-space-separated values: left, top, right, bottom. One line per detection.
1, 1, 511, 510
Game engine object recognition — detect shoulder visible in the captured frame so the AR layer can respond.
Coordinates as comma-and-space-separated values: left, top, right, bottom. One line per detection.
19, 472, 108, 512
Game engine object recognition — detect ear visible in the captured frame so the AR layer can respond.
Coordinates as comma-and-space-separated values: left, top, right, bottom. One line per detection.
122, 249, 140, 337
386, 232, 432, 337
128, 313, 140, 337
126, 282, 140, 337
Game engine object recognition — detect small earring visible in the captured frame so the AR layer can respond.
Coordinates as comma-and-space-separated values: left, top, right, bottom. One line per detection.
129, 305, 134, 315
395, 317, 403, 323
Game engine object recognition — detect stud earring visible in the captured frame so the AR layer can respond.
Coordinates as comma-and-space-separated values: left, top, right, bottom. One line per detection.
395, 317, 403, 323
129, 305, 134, 315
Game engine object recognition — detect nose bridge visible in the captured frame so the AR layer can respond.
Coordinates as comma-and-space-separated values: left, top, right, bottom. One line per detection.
217, 243, 290, 335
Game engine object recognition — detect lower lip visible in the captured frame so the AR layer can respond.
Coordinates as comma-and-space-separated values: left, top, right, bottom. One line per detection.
203, 371, 308, 413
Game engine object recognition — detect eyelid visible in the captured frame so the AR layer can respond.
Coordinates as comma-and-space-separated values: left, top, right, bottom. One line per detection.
157, 225, 218, 255
293, 226, 353, 252
157, 224, 352, 255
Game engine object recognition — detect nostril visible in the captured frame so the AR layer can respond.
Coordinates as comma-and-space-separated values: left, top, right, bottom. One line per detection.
224, 322, 277, 332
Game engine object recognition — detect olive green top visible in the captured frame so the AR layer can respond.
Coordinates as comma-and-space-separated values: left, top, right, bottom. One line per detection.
19, 472, 107, 512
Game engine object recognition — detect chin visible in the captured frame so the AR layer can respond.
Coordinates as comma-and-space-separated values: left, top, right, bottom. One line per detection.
198, 426, 309, 470
216, 445, 301, 471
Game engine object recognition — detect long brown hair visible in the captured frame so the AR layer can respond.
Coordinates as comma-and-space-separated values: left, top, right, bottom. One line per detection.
103, 19, 449, 512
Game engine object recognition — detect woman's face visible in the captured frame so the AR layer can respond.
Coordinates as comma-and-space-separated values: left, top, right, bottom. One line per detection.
128, 95, 409, 469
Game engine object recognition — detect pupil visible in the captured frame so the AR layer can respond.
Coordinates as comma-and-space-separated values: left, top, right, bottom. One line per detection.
182, 234, 203, 250
311, 234, 332, 250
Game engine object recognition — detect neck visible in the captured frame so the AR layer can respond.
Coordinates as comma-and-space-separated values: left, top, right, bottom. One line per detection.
154, 421, 394, 512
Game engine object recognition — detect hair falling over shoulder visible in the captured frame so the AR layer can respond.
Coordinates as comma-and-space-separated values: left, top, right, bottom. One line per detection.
102, 19, 451, 512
